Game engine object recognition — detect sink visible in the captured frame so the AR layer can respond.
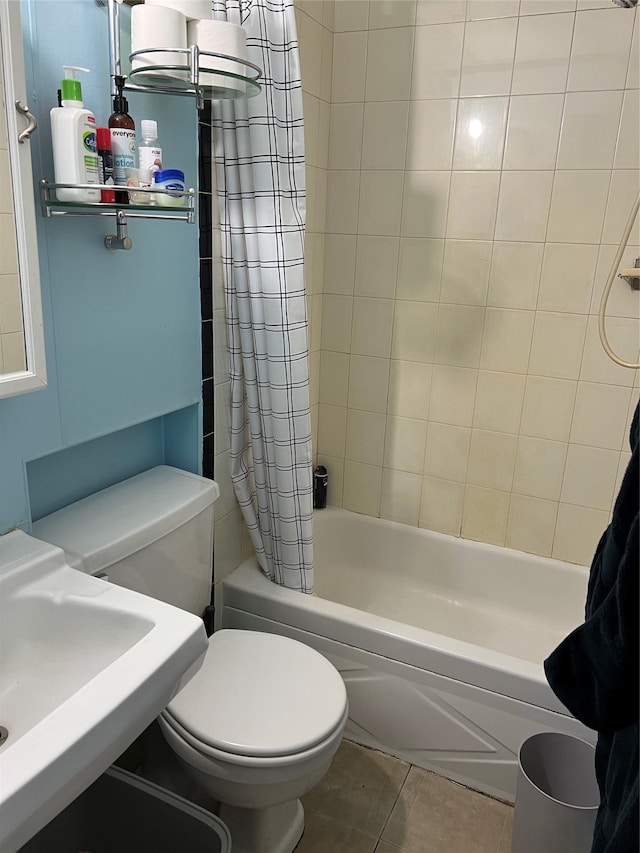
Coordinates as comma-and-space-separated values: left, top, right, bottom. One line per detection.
0, 530, 208, 853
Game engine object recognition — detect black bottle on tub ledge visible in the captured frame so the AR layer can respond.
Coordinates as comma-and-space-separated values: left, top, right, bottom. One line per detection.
313, 465, 328, 509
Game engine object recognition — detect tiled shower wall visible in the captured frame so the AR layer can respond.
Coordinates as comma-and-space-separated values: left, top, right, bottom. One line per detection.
310, 0, 640, 565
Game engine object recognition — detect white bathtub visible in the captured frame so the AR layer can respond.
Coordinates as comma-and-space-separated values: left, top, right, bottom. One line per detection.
221, 507, 595, 802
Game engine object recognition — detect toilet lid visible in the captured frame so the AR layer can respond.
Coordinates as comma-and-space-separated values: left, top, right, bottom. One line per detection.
165, 630, 347, 758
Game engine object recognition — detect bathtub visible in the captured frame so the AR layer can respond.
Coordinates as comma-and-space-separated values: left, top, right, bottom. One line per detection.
221, 507, 595, 802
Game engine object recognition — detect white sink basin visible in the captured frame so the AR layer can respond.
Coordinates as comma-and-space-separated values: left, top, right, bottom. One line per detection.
0, 530, 208, 853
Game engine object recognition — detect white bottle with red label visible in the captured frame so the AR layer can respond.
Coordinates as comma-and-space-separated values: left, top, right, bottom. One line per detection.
50, 66, 100, 202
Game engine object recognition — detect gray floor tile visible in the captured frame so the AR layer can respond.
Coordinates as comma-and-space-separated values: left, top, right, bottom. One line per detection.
296, 806, 378, 853
381, 766, 512, 853
303, 739, 410, 837
497, 806, 514, 853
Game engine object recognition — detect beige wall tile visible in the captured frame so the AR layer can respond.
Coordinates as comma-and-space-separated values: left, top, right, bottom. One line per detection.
355, 236, 399, 299
557, 90, 624, 169
561, 443, 620, 509
467, 0, 520, 19
401, 170, 451, 238
321, 294, 353, 352
348, 354, 391, 412
424, 421, 471, 482
411, 21, 465, 99
0, 275, 23, 334
388, 359, 432, 420
503, 94, 564, 171
537, 243, 598, 314
495, 171, 554, 243
332, 31, 368, 101
391, 300, 438, 362
460, 17, 518, 97
326, 170, 361, 234
529, 311, 587, 379
435, 303, 485, 368
615, 90, 640, 170
507, 494, 558, 557
1, 331, 25, 373
329, 103, 364, 170
325, 234, 357, 295
416, 0, 466, 26
429, 364, 478, 426
365, 27, 414, 101
351, 297, 395, 357
513, 435, 568, 500
626, 11, 639, 88
487, 242, 544, 310
570, 382, 632, 450
511, 12, 574, 94
406, 100, 457, 172
320, 350, 350, 406
521, 375, 578, 441
591, 243, 640, 320
214, 509, 243, 584
480, 308, 535, 374
473, 370, 526, 433
359, 171, 405, 236
333, 0, 369, 31
420, 476, 465, 534
553, 502, 609, 565
440, 240, 492, 306
298, 9, 323, 97
453, 97, 508, 170
343, 460, 383, 515
318, 404, 348, 457
370, 0, 417, 29
384, 415, 428, 473
601, 170, 640, 247
346, 408, 387, 464
446, 171, 500, 240
519, 0, 576, 15
397, 238, 443, 302
568, 8, 634, 92
580, 315, 639, 386
380, 468, 423, 525
362, 101, 410, 170
462, 484, 510, 544
467, 428, 518, 490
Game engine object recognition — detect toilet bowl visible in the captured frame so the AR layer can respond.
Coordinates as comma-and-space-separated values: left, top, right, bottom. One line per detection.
158, 629, 348, 853
30, 467, 348, 853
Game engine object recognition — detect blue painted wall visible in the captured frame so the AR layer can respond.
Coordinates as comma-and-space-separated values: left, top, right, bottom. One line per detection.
0, 0, 202, 533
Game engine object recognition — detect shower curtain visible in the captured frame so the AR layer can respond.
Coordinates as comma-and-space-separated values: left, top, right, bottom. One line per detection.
211, 0, 313, 592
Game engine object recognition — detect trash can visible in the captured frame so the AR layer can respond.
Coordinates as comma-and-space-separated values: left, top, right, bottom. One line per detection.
511, 732, 599, 853
19, 766, 231, 853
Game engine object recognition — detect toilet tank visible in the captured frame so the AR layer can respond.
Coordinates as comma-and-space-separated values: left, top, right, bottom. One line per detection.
31, 466, 220, 616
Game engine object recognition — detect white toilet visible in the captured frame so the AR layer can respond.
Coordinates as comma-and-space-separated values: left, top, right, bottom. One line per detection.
32, 465, 348, 853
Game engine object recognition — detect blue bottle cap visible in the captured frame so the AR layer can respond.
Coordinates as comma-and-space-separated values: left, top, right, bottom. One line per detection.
154, 169, 184, 183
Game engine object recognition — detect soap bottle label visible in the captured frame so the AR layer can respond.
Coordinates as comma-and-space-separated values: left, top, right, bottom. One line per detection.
139, 145, 162, 173
111, 128, 136, 185
83, 116, 99, 184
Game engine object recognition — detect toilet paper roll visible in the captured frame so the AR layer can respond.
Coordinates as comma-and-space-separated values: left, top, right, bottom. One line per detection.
131, 4, 188, 79
145, 0, 212, 23
187, 19, 247, 95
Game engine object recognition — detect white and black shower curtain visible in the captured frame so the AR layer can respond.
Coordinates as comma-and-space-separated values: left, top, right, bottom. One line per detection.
211, 0, 313, 592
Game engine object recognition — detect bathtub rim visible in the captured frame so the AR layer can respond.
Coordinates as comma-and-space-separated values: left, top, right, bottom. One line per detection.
223, 557, 576, 718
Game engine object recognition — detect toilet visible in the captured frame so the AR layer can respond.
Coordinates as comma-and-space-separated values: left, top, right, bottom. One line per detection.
32, 465, 348, 853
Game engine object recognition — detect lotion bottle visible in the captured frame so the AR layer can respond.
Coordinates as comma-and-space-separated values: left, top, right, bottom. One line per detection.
109, 76, 136, 204
50, 66, 100, 202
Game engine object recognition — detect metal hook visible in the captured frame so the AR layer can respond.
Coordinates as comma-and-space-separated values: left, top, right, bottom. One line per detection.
104, 210, 133, 250
15, 100, 37, 143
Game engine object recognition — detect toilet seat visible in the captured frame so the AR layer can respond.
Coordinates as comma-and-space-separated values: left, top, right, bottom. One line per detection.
163, 630, 347, 761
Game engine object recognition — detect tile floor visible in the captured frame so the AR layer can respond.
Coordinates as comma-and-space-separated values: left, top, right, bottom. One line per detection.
297, 739, 514, 853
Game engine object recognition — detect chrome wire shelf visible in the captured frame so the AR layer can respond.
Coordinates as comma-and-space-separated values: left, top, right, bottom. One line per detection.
40, 181, 197, 249
127, 45, 262, 103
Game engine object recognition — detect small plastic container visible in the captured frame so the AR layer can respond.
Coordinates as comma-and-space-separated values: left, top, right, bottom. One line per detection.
154, 168, 186, 207
124, 166, 153, 204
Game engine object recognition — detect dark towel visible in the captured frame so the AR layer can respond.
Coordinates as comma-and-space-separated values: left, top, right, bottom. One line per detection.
544, 401, 639, 853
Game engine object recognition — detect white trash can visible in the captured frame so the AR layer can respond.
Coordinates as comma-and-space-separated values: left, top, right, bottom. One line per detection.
512, 732, 599, 853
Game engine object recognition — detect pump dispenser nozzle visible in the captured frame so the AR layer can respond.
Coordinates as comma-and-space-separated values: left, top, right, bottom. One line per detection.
61, 65, 90, 105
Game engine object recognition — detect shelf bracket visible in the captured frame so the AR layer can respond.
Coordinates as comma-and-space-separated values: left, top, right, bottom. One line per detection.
104, 210, 133, 250
618, 257, 640, 291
